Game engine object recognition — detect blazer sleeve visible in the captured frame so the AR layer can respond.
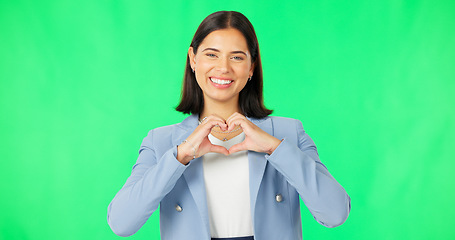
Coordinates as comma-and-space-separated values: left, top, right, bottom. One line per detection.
265, 119, 351, 228
107, 129, 188, 236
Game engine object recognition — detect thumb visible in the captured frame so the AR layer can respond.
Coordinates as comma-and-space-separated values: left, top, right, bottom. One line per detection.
229, 142, 248, 154
209, 144, 229, 156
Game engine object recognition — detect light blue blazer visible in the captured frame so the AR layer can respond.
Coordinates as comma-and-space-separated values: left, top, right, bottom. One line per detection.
107, 115, 350, 239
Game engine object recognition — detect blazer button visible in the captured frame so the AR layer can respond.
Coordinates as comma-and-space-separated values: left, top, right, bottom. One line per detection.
175, 204, 183, 212
275, 194, 283, 203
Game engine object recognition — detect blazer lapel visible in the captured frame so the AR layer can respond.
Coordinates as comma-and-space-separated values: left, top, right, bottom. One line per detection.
247, 117, 273, 223
182, 158, 210, 236
172, 115, 211, 237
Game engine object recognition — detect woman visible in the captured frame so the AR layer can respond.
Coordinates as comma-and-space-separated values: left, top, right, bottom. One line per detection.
107, 11, 350, 240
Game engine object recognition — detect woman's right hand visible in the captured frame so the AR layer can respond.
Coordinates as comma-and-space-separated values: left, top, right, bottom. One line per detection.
177, 115, 229, 165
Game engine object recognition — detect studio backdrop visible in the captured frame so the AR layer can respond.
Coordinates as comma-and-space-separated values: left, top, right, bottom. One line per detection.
1, 0, 454, 239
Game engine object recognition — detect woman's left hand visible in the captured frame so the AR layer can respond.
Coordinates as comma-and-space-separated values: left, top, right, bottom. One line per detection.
226, 112, 282, 155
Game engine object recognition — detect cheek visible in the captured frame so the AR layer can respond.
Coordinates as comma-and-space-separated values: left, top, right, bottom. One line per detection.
197, 60, 214, 72
195, 62, 212, 83
234, 64, 251, 77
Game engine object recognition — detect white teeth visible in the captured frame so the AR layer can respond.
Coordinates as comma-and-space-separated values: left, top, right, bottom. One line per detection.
210, 77, 232, 85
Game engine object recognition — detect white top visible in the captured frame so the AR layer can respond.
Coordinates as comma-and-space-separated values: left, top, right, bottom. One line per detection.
202, 132, 254, 238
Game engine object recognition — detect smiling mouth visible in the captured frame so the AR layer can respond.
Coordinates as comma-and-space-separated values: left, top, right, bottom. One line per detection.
210, 77, 233, 85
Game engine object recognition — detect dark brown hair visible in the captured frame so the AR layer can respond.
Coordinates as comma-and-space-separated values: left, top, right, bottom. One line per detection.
176, 11, 272, 118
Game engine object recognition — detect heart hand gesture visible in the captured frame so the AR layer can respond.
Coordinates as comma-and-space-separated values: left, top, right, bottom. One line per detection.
177, 114, 230, 165
177, 113, 282, 165
226, 112, 282, 155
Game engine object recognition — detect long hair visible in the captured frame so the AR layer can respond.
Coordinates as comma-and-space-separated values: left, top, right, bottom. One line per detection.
176, 11, 272, 118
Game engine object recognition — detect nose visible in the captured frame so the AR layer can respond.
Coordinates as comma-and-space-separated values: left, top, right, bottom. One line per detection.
215, 57, 229, 73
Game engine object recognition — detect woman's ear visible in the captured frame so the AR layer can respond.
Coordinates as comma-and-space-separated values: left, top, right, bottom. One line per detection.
188, 47, 196, 70
249, 61, 256, 76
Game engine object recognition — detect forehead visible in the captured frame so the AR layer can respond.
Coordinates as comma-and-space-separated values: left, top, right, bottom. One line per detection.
199, 28, 249, 52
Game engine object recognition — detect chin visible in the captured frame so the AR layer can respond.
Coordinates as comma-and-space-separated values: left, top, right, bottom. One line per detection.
205, 93, 239, 103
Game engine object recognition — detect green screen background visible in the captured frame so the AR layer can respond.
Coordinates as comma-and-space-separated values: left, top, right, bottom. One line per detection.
1, 0, 454, 239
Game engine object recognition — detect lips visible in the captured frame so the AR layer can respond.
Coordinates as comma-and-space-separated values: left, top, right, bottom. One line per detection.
210, 77, 233, 85
208, 77, 234, 89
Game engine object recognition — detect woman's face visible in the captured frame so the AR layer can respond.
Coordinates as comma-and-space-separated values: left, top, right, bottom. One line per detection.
189, 28, 254, 105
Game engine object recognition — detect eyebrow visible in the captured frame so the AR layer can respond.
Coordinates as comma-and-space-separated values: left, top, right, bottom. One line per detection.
201, 48, 248, 56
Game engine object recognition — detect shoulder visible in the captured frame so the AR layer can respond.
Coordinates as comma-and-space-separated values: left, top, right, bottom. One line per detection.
249, 116, 305, 142
265, 116, 317, 151
147, 115, 196, 135
251, 115, 302, 128
142, 115, 196, 145
148, 123, 179, 137
269, 116, 302, 125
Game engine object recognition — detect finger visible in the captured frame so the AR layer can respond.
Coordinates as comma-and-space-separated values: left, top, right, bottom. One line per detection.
203, 114, 225, 123
226, 114, 241, 131
204, 115, 228, 130
229, 142, 248, 154
189, 121, 225, 147
227, 117, 248, 132
226, 112, 242, 123
209, 144, 229, 156
226, 112, 247, 128
203, 119, 227, 132
213, 114, 229, 131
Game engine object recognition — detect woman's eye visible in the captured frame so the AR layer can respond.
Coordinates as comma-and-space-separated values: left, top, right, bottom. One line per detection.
206, 53, 217, 58
232, 56, 244, 60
